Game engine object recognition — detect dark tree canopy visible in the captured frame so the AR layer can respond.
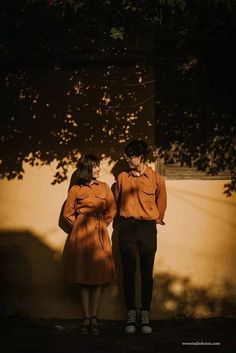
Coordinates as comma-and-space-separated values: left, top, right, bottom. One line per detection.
0, 0, 235, 195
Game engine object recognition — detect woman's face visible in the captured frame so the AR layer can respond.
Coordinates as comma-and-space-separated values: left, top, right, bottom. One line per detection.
92, 163, 100, 179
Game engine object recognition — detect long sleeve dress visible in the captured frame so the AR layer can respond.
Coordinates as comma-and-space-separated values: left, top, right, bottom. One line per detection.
63, 180, 116, 285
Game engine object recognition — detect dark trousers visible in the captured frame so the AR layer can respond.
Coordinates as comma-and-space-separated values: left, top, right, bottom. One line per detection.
118, 218, 157, 311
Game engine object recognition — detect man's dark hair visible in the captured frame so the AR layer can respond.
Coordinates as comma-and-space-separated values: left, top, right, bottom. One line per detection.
76, 154, 100, 184
124, 140, 150, 162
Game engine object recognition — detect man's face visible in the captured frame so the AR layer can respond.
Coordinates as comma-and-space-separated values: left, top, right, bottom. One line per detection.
124, 154, 142, 169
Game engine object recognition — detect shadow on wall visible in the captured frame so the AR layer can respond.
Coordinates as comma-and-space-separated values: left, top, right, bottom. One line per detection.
0, 230, 235, 319
0, 230, 81, 318
112, 217, 236, 320
152, 273, 236, 320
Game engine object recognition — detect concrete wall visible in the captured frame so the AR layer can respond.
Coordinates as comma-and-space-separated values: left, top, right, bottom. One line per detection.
0, 161, 236, 319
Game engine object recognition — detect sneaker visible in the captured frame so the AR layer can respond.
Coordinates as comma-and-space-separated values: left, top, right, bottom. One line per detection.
140, 310, 152, 334
125, 309, 137, 334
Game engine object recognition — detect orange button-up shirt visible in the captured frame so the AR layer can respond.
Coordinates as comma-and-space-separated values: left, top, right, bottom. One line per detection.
64, 180, 116, 227
113, 166, 167, 223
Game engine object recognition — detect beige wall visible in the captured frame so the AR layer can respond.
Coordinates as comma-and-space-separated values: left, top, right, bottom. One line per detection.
0, 162, 236, 319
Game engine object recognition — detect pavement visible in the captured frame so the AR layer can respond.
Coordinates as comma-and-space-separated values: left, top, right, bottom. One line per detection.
0, 317, 235, 353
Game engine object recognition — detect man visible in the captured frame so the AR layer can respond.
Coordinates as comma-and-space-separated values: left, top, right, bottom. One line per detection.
113, 140, 167, 334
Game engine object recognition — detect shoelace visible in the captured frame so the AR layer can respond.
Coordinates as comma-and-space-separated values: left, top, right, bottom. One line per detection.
127, 310, 136, 324
141, 311, 150, 325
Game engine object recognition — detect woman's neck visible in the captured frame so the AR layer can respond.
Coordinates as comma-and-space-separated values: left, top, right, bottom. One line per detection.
89, 178, 97, 185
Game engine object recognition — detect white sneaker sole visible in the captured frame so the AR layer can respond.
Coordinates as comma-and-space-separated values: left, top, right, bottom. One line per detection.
141, 326, 152, 334
125, 325, 136, 334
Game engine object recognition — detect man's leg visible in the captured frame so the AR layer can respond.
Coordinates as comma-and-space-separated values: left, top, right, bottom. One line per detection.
138, 221, 157, 334
119, 219, 138, 310
119, 219, 138, 333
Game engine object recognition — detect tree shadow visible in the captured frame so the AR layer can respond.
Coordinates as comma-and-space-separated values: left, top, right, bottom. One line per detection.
0, 230, 235, 319
152, 272, 236, 319
0, 230, 82, 318
111, 224, 236, 320
0, 1, 235, 194
0, 65, 155, 184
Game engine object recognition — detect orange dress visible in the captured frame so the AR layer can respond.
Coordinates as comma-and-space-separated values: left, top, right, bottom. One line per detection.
63, 180, 116, 285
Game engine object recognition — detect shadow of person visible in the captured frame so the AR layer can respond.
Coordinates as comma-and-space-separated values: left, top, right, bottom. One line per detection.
111, 216, 126, 318
111, 159, 129, 181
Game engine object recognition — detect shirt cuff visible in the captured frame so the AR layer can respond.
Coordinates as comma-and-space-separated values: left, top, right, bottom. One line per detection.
156, 220, 165, 225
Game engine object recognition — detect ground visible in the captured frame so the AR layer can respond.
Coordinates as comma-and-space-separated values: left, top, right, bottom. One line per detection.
0, 318, 235, 353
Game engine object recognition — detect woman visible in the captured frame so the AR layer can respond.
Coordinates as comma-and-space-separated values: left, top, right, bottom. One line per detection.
63, 154, 116, 335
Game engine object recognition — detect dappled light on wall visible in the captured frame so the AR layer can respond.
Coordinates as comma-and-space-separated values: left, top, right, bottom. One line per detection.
152, 272, 236, 320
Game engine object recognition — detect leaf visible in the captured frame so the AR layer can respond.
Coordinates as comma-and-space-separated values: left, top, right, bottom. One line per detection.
109, 27, 124, 40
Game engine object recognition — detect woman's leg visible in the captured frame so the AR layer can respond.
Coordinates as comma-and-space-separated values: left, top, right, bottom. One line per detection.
80, 285, 90, 334
90, 285, 102, 335
91, 285, 102, 318
81, 285, 90, 318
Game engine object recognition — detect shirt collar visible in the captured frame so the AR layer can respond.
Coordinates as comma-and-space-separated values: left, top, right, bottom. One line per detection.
81, 180, 99, 187
90, 180, 99, 186
128, 165, 151, 178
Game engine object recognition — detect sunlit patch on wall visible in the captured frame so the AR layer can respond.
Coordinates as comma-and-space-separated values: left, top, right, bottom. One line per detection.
164, 299, 178, 311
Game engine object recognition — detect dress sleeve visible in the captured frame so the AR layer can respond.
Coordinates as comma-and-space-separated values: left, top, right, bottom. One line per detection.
155, 174, 167, 225
103, 183, 117, 225
63, 186, 78, 227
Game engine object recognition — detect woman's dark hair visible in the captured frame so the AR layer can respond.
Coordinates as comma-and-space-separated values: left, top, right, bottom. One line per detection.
76, 154, 100, 185
124, 140, 150, 162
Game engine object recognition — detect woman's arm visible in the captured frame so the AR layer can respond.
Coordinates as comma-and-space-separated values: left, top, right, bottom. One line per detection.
103, 183, 117, 225
63, 186, 78, 227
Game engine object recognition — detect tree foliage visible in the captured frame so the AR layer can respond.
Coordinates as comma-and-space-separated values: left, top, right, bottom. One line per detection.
0, 0, 235, 195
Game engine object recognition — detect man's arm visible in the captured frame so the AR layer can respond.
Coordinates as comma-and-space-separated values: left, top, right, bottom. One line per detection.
155, 174, 167, 225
